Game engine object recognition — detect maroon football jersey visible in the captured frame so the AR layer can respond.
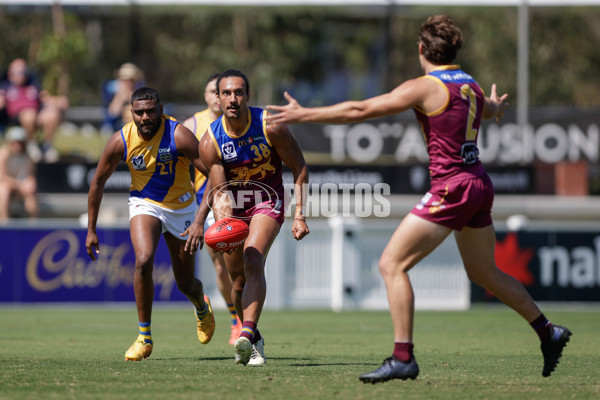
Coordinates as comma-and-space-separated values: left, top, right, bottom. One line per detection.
413, 65, 486, 183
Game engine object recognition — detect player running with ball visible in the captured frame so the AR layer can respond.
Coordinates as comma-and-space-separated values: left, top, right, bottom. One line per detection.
200, 69, 310, 366
267, 15, 571, 383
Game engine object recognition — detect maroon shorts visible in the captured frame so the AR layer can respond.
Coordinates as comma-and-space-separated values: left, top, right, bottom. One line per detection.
410, 173, 494, 231
233, 198, 285, 227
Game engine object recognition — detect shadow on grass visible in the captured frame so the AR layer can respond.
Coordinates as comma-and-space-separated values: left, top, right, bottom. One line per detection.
148, 356, 232, 361
288, 362, 375, 367
147, 356, 376, 367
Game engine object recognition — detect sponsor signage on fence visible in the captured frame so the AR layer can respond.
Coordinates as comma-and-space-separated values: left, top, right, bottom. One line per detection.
290, 108, 599, 166
472, 230, 600, 302
0, 226, 186, 302
36, 162, 534, 195
48, 107, 595, 195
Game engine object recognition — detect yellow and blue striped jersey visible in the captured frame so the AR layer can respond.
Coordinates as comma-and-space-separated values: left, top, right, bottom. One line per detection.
121, 114, 194, 209
188, 109, 214, 199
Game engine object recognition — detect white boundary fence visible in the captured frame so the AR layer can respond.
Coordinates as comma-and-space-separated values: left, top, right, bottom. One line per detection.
198, 216, 469, 311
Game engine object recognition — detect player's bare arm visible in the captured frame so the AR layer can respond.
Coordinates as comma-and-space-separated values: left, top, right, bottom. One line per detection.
181, 183, 211, 254
199, 133, 231, 222
173, 123, 210, 253
182, 116, 195, 132
86, 131, 125, 260
266, 79, 429, 126
175, 124, 209, 176
177, 125, 212, 253
482, 83, 509, 122
266, 121, 310, 241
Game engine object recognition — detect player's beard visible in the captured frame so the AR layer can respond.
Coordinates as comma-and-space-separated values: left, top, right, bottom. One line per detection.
139, 119, 161, 137
226, 106, 241, 119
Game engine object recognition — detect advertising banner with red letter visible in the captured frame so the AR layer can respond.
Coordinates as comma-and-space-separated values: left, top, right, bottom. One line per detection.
472, 230, 600, 302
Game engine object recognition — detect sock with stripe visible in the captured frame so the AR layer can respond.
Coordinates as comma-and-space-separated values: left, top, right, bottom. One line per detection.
240, 320, 262, 344
530, 313, 552, 342
195, 303, 208, 320
393, 341, 414, 363
138, 321, 152, 345
227, 303, 238, 326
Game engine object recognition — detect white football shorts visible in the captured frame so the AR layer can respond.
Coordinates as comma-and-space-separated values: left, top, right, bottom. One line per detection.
203, 210, 216, 231
128, 197, 198, 239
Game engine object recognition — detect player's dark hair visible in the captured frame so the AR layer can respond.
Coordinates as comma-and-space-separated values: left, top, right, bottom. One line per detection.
418, 15, 463, 65
216, 69, 250, 95
131, 87, 160, 104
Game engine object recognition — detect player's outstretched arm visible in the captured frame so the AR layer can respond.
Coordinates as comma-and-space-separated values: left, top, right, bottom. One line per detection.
266, 81, 424, 126
267, 121, 310, 241
482, 83, 509, 122
86, 131, 124, 260
266, 91, 377, 125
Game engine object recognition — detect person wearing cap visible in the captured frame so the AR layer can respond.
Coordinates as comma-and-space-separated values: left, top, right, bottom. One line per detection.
102, 63, 145, 131
0, 126, 38, 221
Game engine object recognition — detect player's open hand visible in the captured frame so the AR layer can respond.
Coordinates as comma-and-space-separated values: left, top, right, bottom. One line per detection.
85, 231, 100, 260
265, 92, 305, 125
182, 221, 204, 254
489, 83, 509, 122
292, 218, 310, 241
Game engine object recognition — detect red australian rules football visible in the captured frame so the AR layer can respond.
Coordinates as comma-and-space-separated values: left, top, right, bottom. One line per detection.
205, 218, 249, 252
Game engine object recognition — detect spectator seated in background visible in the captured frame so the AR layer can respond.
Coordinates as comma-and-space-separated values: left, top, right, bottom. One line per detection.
0, 58, 69, 163
101, 63, 145, 132
0, 126, 38, 222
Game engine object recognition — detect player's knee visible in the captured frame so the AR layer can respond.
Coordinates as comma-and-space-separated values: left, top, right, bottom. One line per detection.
134, 259, 154, 276
378, 254, 397, 278
465, 266, 490, 287
212, 260, 227, 276
230, 271, 245, 289
232, 281, 245, 298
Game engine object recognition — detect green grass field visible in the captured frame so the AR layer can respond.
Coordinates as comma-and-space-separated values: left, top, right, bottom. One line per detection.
0, 306, 598, 400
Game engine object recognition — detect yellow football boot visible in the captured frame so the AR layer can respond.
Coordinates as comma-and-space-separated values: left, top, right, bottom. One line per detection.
195, 295, 216, 344
125, 335, 153, 361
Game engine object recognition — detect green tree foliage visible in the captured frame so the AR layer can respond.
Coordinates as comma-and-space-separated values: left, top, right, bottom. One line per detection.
37, 29, 90, 96
0, 5, 598, 108
528, 7, 600, 107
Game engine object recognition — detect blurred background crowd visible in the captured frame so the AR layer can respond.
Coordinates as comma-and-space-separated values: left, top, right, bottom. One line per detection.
0, 1, 599, 221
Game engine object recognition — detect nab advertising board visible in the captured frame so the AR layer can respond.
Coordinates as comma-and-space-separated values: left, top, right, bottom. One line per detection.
0, 225, 187, 302
472, 230, 600, 302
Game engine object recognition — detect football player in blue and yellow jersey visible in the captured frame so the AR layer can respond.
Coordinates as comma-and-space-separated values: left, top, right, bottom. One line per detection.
267, 15, 570, 383
86, 87, 216, 361
183, 73, 243, 346
200, 70, 310, 366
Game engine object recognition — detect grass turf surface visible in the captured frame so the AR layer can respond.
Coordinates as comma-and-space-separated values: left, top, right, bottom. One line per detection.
0, 306, 598, 400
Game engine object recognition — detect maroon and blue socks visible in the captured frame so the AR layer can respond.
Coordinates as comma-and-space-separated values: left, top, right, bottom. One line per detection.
240, 320, 262, 344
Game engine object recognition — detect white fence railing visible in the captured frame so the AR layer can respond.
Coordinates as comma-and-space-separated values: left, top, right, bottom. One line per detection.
198, 216, 469, 311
